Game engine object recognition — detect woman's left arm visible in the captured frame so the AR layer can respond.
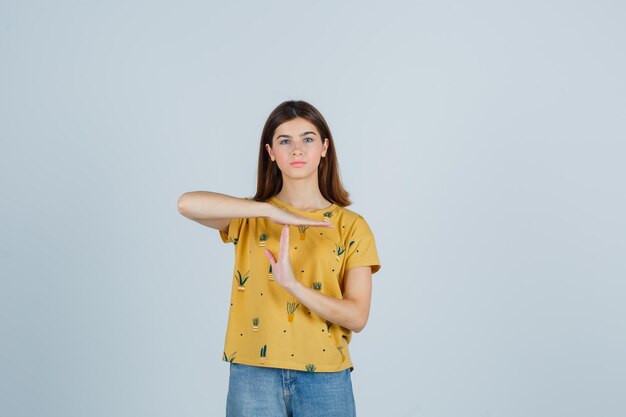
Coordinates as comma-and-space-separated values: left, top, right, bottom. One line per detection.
264, 224, 373, 333
286, 267, 372, 333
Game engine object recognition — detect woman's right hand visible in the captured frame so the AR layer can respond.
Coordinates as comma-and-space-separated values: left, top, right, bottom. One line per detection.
266, 204, 334, 228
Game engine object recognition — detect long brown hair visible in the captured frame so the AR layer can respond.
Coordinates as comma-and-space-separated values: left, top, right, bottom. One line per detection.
252, 100, 351, 206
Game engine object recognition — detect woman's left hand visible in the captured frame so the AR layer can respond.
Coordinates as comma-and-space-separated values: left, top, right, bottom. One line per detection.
263, 224, 299, 293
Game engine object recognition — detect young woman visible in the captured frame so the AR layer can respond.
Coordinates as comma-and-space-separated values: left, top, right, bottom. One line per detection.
177, 100, 381, 417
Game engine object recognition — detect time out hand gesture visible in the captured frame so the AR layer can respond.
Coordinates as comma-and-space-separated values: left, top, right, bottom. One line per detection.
263, 224, 299, 293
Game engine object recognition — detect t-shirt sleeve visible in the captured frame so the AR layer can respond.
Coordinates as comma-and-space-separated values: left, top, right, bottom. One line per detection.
219, 217, 244, 244
344, 215, 381, 274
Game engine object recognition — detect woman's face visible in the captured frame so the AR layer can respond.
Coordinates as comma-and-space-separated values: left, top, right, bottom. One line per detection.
265, 117, 329, 179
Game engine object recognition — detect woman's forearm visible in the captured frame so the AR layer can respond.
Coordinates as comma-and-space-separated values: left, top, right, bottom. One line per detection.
177, 191, 272, 220
285, 281, 365, 333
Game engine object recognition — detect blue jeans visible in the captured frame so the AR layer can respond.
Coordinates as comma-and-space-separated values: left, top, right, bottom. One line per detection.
226, 363, 357, 417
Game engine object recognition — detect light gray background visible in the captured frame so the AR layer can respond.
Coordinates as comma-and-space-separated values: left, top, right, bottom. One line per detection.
1, 1, 625, 416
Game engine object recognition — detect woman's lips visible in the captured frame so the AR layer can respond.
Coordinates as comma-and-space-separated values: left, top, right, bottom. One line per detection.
290, 162, 306, 166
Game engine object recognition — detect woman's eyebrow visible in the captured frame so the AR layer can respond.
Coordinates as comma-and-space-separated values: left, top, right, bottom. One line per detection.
276, 131, 317, 140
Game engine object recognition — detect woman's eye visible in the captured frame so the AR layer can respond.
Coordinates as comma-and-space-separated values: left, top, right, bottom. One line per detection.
279, 138, 313, 144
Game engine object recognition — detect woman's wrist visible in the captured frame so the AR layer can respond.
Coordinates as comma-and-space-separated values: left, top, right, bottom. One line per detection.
255, 201, 277, 219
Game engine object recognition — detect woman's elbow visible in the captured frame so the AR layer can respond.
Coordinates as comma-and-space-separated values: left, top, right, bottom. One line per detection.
177, 193, 189, 215
352, 317, 368, 333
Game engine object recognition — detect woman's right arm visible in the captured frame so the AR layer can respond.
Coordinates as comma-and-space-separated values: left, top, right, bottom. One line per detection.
177, 191, 272, 232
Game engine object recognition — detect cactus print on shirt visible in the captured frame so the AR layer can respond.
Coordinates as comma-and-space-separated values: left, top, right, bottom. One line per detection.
219, 196, 381, 373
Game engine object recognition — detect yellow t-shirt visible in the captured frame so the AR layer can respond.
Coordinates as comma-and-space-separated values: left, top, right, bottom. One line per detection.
219, 196, 381, 373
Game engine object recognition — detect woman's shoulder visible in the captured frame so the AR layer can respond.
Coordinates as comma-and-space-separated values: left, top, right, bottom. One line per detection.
334, 205, 370, 226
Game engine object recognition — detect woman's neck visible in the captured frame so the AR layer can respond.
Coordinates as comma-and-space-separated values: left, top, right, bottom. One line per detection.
274, 180, 330, 211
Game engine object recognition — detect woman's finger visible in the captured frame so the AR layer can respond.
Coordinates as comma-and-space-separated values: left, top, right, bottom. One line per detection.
278, 225, 289, 262
269, 218, 334, 228
305, 219, 334, 228
319, 221, 334, 228
280, 224, 289, 261
264, 248, 275, 265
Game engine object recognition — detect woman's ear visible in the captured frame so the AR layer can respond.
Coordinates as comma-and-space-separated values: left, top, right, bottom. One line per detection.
265, 143, 275, 161
322, 138, 329, 157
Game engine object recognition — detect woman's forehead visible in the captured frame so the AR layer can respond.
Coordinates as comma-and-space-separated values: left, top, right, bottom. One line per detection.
274, 118, 318, 137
